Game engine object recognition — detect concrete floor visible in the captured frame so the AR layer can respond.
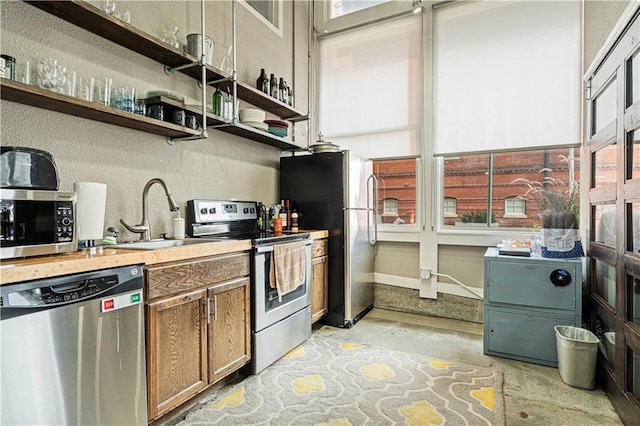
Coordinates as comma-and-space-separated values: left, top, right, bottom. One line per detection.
314, 308, 622, 425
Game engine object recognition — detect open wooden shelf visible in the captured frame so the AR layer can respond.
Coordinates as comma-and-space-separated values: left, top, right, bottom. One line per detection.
25, 0, 308, 123
1, 79, 200, 139
144, 95, 298, 149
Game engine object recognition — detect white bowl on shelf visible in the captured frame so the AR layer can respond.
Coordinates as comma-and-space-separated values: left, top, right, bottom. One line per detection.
239, 108, 265, 122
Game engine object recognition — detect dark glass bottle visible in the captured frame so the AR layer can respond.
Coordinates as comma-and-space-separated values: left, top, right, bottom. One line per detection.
278, 199, 288, 230
270, 73, 278, 98
279, 78, 286, 102
285, 199, 292, 231
212, 85, 224, 116
256, 68, 267, 92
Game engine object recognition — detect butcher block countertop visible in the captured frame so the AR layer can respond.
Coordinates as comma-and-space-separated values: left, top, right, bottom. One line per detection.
0, 230, 328, 285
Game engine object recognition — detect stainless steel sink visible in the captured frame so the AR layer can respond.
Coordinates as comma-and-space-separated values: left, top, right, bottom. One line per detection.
111, 238, 226, 250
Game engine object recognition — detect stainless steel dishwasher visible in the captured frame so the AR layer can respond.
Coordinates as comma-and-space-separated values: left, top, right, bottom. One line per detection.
0, 264, 147, 425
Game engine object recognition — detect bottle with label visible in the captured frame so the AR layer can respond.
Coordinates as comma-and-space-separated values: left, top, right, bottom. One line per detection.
279, 199, 288, 230
225, 89, 234, 120
288, 87, 294, 107
285, 199, 292, 230
270, 73, 278, 99
256, 68, 267, 92
291, 208, 299, 232
212, 85, 224, 116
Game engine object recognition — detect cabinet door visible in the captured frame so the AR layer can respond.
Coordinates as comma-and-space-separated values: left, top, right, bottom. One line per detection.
311, 255, 329, 324
146, 289, 207, 420
208, 277, 251, 384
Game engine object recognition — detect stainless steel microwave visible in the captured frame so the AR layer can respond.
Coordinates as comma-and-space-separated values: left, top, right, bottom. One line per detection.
0, 189, 77, 259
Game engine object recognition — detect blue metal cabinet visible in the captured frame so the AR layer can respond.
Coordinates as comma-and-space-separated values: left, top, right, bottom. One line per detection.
483, 247, 583, 367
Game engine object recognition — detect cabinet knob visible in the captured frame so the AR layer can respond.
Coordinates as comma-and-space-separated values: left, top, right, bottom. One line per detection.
550, 269, 572, 286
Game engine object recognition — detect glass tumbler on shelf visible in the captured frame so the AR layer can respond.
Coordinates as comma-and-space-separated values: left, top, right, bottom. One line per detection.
113, 86, 136, 112
78, 76, 95, 102
37, 58, 58, 91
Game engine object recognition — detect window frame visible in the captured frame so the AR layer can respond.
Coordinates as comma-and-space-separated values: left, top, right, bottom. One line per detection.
504, 197, 526, 218
443, 197, 457, 218
239, 0, 283, 37
314, 0, 412, 36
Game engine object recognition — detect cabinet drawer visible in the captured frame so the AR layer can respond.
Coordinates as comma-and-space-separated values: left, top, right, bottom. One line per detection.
486, 259, 579, 311
146, 252, 250, 300
311, 238, 328, 258
484, 306, 578, 366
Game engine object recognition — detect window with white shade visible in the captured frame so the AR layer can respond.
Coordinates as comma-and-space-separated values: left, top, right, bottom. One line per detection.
319, 13, 422, 230
433, 1, 581, 156
318, 14, 422, 159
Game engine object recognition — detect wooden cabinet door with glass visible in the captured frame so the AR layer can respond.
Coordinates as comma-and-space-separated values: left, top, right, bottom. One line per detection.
585, 8, 640, 424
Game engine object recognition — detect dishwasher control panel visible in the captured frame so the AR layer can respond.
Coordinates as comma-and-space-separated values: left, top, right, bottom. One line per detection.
0, 264, 142, 311
5, 275, 119, 307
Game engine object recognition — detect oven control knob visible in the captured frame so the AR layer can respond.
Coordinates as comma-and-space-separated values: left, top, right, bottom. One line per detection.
244, 208, 249, 213
209, 208, 216, 214
200, 208, 208, 214
250, 208, 255, 213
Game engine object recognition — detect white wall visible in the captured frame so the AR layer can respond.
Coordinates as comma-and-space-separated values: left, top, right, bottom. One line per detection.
0, 0, 309, 241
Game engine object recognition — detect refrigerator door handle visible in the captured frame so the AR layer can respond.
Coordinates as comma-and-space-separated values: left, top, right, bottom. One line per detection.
366, 174, 378, 246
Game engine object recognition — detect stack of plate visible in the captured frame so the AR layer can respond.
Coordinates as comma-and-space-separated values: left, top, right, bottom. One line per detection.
239, 108, 267, 131
265, 119, 288, 138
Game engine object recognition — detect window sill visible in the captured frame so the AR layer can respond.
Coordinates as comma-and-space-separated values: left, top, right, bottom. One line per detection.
377, 223, 420, 243
437, 227, 534, 247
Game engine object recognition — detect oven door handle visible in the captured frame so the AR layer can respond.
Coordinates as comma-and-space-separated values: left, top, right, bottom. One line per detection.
255, 238, 312, 254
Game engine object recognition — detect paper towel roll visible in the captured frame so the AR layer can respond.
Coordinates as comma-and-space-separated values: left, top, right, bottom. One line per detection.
73, 182, 107, 241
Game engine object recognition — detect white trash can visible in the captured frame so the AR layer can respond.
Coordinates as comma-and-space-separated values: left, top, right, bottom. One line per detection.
554, 325, 599, 390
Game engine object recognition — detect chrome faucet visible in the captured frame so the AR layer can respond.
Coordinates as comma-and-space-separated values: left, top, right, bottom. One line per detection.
120, 178, 179, 241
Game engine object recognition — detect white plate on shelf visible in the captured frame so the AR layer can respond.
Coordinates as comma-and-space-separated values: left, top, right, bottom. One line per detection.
241, 121, 268, 131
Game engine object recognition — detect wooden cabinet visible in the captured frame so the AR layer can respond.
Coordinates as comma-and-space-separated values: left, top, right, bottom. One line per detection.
207, 276, 251, 384
145, 252, 251, 421
146, 288, 208, 418
310, 238, 328, 324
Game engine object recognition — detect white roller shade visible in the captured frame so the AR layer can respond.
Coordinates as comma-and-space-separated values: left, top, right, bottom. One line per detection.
319, 14, 422, 158
433, 1, 581, 156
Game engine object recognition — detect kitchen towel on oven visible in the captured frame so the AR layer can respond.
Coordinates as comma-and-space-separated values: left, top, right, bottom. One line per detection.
269, 240, 306, 300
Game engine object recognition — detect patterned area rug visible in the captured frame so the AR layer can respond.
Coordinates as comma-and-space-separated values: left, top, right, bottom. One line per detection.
177, 336, 505, 425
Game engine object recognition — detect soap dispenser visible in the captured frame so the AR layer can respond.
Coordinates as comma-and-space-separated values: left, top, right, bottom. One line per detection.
173, 210, 185, 240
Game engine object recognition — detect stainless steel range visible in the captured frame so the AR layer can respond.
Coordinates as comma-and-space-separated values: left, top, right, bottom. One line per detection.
186, 199, 312, 374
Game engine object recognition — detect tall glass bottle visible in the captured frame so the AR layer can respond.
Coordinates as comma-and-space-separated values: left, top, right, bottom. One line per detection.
279, 78, 286, 102
212, 85, 224, 116
270, 73, 278, 99
288, 87, 294, 107
256, 68, 267, 93
279, 199, 288, 230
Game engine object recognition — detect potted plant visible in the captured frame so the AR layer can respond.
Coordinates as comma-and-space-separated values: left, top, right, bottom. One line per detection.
512, 162, 583, 258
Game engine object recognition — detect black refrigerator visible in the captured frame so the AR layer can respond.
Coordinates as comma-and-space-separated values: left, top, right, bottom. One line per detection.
280, 150, 377, 327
